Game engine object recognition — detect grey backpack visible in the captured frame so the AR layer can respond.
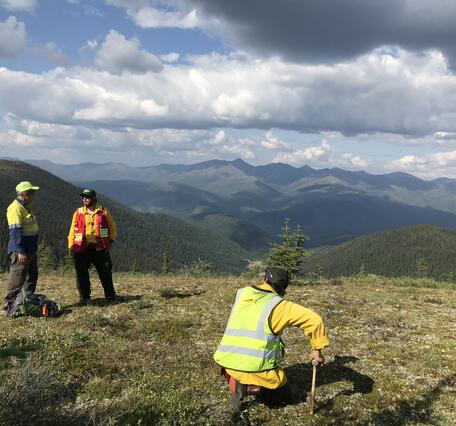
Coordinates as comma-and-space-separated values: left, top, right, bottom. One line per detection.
7, 290, 62, 318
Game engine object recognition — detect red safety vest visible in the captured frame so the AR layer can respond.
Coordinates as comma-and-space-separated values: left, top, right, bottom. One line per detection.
71, 206, 111, 253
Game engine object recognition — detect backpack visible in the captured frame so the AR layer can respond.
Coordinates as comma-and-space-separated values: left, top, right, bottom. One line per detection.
6, 290, 63, 318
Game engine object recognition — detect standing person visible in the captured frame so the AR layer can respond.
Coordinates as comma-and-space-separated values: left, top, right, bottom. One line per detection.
68, 189, 120, 304
3, 181, 40, 314
214, 267, 329, 410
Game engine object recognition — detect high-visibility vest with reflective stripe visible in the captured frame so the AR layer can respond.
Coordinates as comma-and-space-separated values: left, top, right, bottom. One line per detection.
72, 206, 111, 253
213, 286, 284, 372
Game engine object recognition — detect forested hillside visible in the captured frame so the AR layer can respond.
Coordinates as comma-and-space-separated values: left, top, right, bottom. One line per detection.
301, 224, 456, 280
188, 212, 275, 254
0, 160, 248, 273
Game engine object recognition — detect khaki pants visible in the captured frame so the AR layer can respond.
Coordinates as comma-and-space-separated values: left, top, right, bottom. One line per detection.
3, 252, 38, 309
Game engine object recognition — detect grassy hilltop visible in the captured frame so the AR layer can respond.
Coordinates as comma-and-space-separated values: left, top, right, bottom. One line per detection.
1, 273, 455, 425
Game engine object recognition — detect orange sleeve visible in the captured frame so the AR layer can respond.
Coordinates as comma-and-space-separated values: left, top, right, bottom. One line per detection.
67, 210, 77, 249
106, 209, 117, 241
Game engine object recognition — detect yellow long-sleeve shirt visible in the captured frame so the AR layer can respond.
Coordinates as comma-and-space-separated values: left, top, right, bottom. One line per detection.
67, 204, 117, 250
225, 283, 329, 389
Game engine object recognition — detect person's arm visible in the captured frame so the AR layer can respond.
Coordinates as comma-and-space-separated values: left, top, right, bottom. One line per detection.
270, 300, 329, 362
67, 211, 77, 251
106, 209, 117, 242
7, 203, 25, 256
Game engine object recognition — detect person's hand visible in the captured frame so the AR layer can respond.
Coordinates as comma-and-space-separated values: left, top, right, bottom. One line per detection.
17, 253, 27, 265
310, 349, 325, 366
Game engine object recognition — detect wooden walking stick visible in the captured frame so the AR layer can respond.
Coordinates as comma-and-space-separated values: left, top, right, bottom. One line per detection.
310, 359, 320, 415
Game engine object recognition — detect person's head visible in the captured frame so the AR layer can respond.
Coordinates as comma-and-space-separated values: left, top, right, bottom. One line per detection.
80, 189, 97, 208
16, 181, 39, 205
264, 267, 289, 296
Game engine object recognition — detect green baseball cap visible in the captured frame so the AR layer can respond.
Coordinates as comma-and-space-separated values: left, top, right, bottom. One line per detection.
16, 181, 39, 193
80, 189, 96, 198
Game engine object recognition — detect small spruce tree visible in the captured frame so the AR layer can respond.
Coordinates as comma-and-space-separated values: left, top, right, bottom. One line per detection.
59, 253, 74, 274
161, 240, 171, 275
267, 218, 310, 278
38, 242, 56, 271
131, 259, 139, 274
415, 256, 429, 278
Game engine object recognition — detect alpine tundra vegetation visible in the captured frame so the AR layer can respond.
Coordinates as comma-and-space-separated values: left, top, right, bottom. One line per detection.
0, 272, 455, 425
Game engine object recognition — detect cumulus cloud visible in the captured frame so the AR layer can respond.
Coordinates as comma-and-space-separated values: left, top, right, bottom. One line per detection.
274, 139, 368, 169
2, 46, 456, 138
130, 7, 199, 29
147, 0, 456, 68
105, 0, 147, 8
41, 42, 70, 66
385, 150, 456, 179
275, 140, 331, 164
105, 0, 200, 29
260, 131, 289, 150
95, 30, 163, 74
434, 131, 456, 144
79, 39, 98, 53
0, 16, 26, 57
0, 0, 36, 12
0, 129, 44, 147
1, 112, 258, 163
160, 52, 180, 63
105, 1, 456, 67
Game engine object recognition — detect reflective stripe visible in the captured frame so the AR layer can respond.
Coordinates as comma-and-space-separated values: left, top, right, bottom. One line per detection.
257, 295, 282, 333
217, 345, 278, 360
224, 328, 281, 341
8, 224, 22, 229
99, 227, 109, 238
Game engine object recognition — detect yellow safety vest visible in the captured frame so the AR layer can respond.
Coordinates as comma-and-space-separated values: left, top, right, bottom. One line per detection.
214, 286, 284, 372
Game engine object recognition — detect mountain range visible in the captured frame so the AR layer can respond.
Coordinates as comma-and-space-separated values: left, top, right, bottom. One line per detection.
25, 158, 456, 250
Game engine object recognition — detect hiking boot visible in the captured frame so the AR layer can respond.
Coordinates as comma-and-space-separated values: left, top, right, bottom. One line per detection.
229, 377, 245, 412
79, 298, 92, 306
246, 385, 262, 396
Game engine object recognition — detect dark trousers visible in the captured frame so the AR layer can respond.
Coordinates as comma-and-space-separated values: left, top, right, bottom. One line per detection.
4, 252, 38, 309
73, 248, 116, 301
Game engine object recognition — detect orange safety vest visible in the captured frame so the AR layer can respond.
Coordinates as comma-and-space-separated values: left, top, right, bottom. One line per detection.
71, 206, 111, 253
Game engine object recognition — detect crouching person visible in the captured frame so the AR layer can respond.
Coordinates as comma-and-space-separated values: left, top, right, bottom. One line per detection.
213, 267, 329, 411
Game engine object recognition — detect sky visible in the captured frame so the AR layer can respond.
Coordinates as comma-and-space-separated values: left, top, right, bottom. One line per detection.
2, 0, 456, 179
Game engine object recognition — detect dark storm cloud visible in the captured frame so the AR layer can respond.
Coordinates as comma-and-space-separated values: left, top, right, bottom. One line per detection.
184, 0, 456, 65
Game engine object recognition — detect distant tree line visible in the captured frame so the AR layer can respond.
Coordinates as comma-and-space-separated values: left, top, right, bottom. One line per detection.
301, 224, 456, 281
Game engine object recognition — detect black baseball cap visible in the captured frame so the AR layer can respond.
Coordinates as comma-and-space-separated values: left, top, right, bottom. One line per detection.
265, 267, 289, 295
80, 189, 96, 198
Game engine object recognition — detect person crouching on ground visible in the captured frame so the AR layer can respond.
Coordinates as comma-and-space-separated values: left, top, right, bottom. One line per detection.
67, 189, 121, 304
214, 267, 329, 410
3, 182, 40, 315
